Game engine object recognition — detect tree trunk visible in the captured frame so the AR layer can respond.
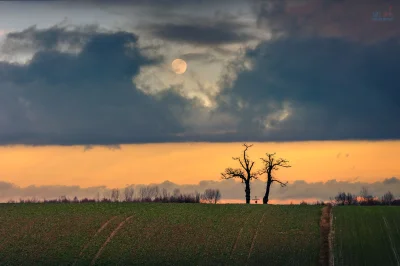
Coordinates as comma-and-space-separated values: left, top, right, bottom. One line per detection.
263, 180, 272, 204
245, 181, 251, 204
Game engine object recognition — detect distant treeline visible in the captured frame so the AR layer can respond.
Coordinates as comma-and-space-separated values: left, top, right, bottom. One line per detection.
331, 187, 400, 206
4, 186, 222, 204
4, 185, 399, 206
295, 188, 400, 206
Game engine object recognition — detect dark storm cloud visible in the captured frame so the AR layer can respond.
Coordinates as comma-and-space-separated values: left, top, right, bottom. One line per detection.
215, 36, 400, 141
1, 177, 399, 203
1, 1, 400, 145
83, 144, 121, 151
252, 0, 400, 42
89, 0, 245, 9
146, 21, 256, 45
2, 24, 97, 55
0, 26, 208, 145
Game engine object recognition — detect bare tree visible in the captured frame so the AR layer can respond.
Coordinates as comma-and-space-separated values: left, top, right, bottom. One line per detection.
111, 188, 120, 202
138, 185, 160, 201
221, 143, 260, 204
382, 191, 394, 205
259, 153, 291, 204
124, 186, 134, 202
345, 193, 357, 205
201, 189, 222, 204
195, 190, 201, 203
214, 189, 221, 204
360, 186, 372, 203
173, 188, 181, 198
201, 189, 215, 203
139, 186, 148, 201
148, 185, 160, 200
162, 188, 169, 198
360, 186, 368, 200
334, 192, 357, 205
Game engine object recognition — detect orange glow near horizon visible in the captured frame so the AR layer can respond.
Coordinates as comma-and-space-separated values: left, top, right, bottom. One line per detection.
0, 141, 399, 188
218, 198, 320, 204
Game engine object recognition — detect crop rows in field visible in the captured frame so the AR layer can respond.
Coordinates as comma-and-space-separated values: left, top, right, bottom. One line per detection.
333, 206, 400, 266
0, 203, 322, 266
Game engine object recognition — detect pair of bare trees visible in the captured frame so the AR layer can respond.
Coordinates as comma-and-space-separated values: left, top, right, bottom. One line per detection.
221, 143, 291, 204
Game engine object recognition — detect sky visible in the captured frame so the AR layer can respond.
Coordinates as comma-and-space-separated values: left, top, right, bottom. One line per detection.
0, 0, 399, 203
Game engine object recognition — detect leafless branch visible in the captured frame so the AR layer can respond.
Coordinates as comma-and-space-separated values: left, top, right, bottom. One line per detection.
221, 168, 246, 181
256, 169, 267, 175
272, 158, 291, 169
249, 161, 255, 171
250, 173, 260, 180
272, 179, 288, 187
233, 156, 246, 170
260, 153, 291, 170
228, 143, 260, 180
242, 143, 253, 167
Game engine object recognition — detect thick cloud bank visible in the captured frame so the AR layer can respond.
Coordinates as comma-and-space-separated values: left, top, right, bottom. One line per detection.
1, 0, 399, 145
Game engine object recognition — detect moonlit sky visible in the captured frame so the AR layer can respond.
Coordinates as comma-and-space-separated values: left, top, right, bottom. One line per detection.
0, 0, 399, 203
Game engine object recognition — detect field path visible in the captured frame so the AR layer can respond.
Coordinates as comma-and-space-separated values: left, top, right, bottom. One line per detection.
329, 207, 335, 266
90, 215, 133, 265
245, 212, 266, 266
72, 215, 118, 266
319, 204, 332, 266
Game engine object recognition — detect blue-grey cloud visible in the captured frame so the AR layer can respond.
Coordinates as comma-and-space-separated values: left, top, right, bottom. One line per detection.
0, 26, 209, 145
1, 3, 400, 145
2, 25, 97, 55
215, 36, 400, 141
146, 21, 256, 45
252, 0, 400, 42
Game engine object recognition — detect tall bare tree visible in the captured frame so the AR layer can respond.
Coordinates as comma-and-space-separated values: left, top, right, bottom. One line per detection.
221, 143, 260, 204
260, 153, 291, 204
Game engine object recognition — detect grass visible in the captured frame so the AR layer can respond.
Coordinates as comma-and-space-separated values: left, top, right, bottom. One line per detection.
333, 206, 400, 266
0, 203, 322, 266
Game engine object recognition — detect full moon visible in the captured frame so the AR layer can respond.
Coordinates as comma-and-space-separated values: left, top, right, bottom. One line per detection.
171, 59, 187, 74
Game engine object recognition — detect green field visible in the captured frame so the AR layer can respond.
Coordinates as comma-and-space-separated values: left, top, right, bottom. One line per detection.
333, 206, 400, 266
0, 203, 322, 266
